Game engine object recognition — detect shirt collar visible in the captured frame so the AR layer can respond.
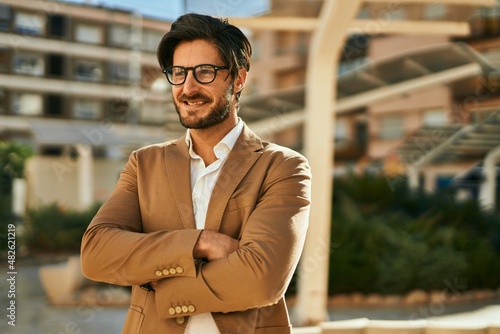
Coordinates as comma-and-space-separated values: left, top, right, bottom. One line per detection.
185, 118, 244, 160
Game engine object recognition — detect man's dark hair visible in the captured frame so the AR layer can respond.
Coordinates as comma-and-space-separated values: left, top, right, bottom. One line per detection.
157, 13, 252, 97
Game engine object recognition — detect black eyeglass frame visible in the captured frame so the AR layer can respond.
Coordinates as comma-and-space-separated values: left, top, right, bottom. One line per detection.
162, 64, 230, 85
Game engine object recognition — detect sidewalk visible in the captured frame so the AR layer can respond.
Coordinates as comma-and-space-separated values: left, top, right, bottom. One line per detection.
1, 263, 499, 333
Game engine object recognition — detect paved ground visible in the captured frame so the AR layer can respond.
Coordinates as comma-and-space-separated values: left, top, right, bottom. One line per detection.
1, 262, 499, 333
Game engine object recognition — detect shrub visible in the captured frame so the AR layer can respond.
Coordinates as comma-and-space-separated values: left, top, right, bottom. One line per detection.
21, 203, 101, 254
327, 172, 500, 295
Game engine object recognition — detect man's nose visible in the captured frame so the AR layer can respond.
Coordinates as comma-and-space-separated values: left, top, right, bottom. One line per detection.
182, 70, 199, 95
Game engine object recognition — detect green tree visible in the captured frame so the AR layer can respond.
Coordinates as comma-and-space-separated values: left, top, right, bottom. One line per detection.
0, 141, 33, 251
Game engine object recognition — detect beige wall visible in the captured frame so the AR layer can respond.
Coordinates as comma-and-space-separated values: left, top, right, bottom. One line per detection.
26, 156, 124, 210
368, 35, 449, 61
367, 35, 453, 160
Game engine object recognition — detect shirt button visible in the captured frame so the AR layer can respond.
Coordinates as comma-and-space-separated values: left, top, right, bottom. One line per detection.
175, 306, 182, 314
176, 266, 184, 274
168, 307, 176, 316
176, 316, 186, 325
162, 269, 170, 276
188, 305, 196, 313
182, 305, 188, 313
169, 268, 177, 275
154, 270, 163, 277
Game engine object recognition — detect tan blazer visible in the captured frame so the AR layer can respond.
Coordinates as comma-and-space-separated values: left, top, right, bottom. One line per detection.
81, 124, 311, 333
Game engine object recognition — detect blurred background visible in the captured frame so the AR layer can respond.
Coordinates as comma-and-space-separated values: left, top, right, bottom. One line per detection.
0, 0, 500, 332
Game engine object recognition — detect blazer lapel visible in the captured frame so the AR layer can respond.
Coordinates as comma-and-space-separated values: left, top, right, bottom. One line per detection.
164, 135, 196, 230
204, 125, 263, 231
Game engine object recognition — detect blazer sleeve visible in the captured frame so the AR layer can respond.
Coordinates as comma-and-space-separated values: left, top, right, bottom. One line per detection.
154, 152, 311, 318
80, 150, 201, 286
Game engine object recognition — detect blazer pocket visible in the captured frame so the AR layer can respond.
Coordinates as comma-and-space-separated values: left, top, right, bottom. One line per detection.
122, 305, 145, 334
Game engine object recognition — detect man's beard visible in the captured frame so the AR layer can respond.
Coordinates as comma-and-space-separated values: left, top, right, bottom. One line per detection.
174, 83, 233, 129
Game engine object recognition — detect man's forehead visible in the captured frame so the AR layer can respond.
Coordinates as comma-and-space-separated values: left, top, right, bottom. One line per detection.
173, 40, 223, 65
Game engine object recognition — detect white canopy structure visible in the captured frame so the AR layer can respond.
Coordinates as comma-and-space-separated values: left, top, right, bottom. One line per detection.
229, 0, 497, 325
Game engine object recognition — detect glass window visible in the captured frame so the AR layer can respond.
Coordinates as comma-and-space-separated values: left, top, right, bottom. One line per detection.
46, 54, 65, 77
142, 29, 163, 52
12, 93, 43, 116
75, 60, 103, 82
334, 118, 349, 142
48, 14, 67, 38
0, 47, 9, 73
0, 88, 6, 114
141, 101, 166, 124
424, 4, 446, 20
423, 109, 447, 125
15, 12, 45, 36
109, 24, 131, 47
0, 4, 11, 32
45, 94, 64, 117
379, 115, 404, 139
74, 98, 102, 119
471, 109, 496, 124
75, 23, 103, 44
109, 62, 130, 84
13, 53, 44, 76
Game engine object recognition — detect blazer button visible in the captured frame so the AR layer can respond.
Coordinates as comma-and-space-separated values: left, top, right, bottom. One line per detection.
176, 316, 186, 325
155, 270, 163, 277
168, 307, 176, 316
162, 269, 170, 276
175, 306, 182, 314
188, 305, 196, 313
169, 268, 177, 275
181, 305, 188, 313
176, 266, 184, 274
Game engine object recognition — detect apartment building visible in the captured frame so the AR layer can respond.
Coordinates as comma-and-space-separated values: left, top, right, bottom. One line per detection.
0, 0, 174, 209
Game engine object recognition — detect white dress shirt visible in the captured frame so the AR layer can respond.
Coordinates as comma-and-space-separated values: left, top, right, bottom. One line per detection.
184, 119, 244, 333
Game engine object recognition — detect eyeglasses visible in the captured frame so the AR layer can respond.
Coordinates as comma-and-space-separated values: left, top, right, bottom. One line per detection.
162, 64, 229, 85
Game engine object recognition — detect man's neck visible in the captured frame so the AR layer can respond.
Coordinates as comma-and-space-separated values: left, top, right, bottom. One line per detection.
189, 116, 237, 166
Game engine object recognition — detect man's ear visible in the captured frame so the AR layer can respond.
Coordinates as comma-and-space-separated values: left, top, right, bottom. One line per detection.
233, 68, 247, 94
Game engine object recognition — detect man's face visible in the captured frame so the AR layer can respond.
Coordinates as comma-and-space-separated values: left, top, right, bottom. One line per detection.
171, 39, 235, 130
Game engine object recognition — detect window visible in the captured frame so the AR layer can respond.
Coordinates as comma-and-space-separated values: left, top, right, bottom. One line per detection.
105, 99, 128, 122
471, 109, 497, 124
334, 118, 349, 143
75, 60, 103, 82
45, 94, 64, 117
46, 54, 66, 77
109, 62, 130, 84
0, 48, 9, 73
141, 101, 166, 124
0, 4, 11, 32
109, 24, 131, 47
12, 93, 43, 116
424, 4, 446, 20
75, 23, 103, 44
0, 89, 6, 114
48, 14, 67, 38
15, 12, 45, 36
74, 98, 101, 119
379, 115, 404, 139
13, 53, 44, 76
423, 109, 447, 125
142, 29, 163, 52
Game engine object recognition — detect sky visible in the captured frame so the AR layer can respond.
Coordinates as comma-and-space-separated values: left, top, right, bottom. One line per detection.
59, 0, 271, 21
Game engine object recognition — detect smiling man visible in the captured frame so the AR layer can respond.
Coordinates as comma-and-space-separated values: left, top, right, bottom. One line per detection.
81, 13, 311, 334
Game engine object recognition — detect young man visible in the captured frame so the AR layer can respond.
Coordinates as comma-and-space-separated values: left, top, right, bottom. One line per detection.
81, 13, 311, 334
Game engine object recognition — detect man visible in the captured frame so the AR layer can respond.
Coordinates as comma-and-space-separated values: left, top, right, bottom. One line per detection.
81, 13, 311, 334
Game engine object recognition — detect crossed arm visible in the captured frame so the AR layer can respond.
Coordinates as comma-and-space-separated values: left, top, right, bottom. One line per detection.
81, 149, 311, 318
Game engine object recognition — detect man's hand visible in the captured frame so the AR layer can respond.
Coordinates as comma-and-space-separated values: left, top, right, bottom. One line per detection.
193, 230, 239, 261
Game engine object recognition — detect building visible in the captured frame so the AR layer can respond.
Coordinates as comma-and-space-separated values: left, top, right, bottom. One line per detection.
0, 0, 173, 209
